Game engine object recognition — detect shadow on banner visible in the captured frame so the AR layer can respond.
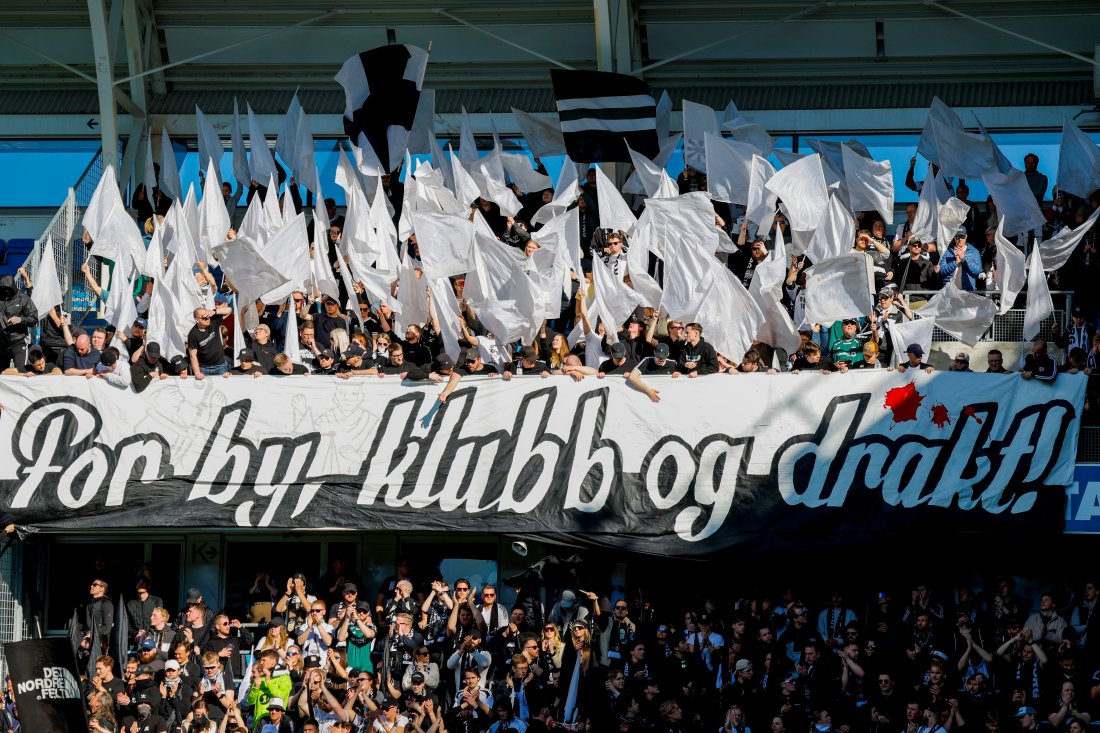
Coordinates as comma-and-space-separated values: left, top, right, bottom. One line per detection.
4, 638, 88, 732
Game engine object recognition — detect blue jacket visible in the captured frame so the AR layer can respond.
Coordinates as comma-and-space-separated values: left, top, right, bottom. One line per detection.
938, 244, 983, 290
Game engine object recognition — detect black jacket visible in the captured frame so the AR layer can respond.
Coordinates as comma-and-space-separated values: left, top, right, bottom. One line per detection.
0, 275, 36, 348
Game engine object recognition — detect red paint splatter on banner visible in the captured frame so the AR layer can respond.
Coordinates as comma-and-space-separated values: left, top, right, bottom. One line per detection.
930, 403, 952, 428
961, 406, 984, 424
883, 383, 924, 425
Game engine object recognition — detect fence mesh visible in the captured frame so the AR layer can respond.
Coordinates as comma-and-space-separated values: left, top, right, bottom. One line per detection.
1079, 427, 1100, 464
0, 545, 26, 680
20, 150, 108, 324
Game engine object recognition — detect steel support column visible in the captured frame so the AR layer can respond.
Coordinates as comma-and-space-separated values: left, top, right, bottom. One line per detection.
87, 0, 119, 180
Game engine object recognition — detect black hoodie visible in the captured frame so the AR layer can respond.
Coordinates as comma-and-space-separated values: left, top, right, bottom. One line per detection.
0, 274, 36, 348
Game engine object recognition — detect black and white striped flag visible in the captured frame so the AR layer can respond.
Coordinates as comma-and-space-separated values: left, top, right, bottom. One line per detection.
551, 69, 659, 163
335, 44, 429, 175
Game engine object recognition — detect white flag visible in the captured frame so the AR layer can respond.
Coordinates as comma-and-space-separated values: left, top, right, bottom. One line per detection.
1038, 205, 1100, 272
682, 100, 720, 172
411, 211, 475, 280
805, 193, 855, 264
764, 153, 828, 232
993, 216, 1026, 315
274, 95, 303, 173
261, 213, 311, 304
1057, 119, 1100, 199
199, 160, 231, 263
211, 235, 289, 306
247, 104, 279, 184
147, 248, 200, 361
83, 164, 146, 272
982, 167, 1045, 238
595, 166, 637, 234
30, 236, 63, 318
745, 154, 778, 234
531, 157, 581, 226
195, 106, 224, 186
1023, 245, 1053, 341
888, 317, 936, 367
501, 153, 552, 194
231, 98, 251, 189
512, 107, 567, 158
842, 144, 894, 223
803, 254, 874, 325
159, 127, 183, 202
922, 278, 997, 346
704, 132, 756, 205
623, 137, 680, 198
916, 96, 966, 167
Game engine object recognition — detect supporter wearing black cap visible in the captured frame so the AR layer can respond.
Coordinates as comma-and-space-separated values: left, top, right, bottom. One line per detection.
460, 347, 499, 376
226, 348, 265, 377
503, 345, 550, 379
599, 341, 638, 377
168, 354, 189, 377
315, 295, 350, 351
335, 343, 379, 378
312, 348, 340, 375
403, 352, 464, 403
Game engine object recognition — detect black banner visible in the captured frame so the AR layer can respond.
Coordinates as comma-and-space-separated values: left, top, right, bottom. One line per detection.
4, 638, 88, 732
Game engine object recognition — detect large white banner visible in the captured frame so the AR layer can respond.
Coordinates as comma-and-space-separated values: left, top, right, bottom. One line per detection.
0, 372, 1084, 553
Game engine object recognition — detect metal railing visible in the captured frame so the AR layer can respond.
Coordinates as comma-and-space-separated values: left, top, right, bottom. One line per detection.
901, 290, 1074, 347
1079, 427, 1100, 464
20, 150, 108, 325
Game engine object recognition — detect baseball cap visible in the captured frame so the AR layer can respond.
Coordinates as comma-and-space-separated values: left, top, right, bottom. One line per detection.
267, 697, 285, 711
356, 600, 372, 612
269, 616, 285, 627
303, 654, 322, 669
185, 587, 202, 604
560, 590, 576, 609
411, 671, 426, 684
906, 343, 924, 357
609, 342, 627, 359
435, 353, 455, 372
954, 226, 967, 238
136, 664, 154, 676
930, 650, 949, 662
1073, 305, 1084, 317
132, 317, 147, 328
1016, 707, 1037, 718
238, 348, 255, 361
380, 698, 399, 709
465, 347, 480, 363
139, 638, 157, 650
319, 349, 335, 360
164, 660, 180, 671
169, 354, 187, 373
842, 318, 857, 326
735, 658, 753, 672
878, 287, 895, 300
145, 341, 161, 358
345, 343, 366, 358
654, 343, 670, 359
342, 582, 357, 594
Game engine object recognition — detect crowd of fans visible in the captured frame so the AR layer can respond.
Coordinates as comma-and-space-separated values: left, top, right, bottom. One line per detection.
0, 150, 1095, 410
50, 559, 1100, 733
